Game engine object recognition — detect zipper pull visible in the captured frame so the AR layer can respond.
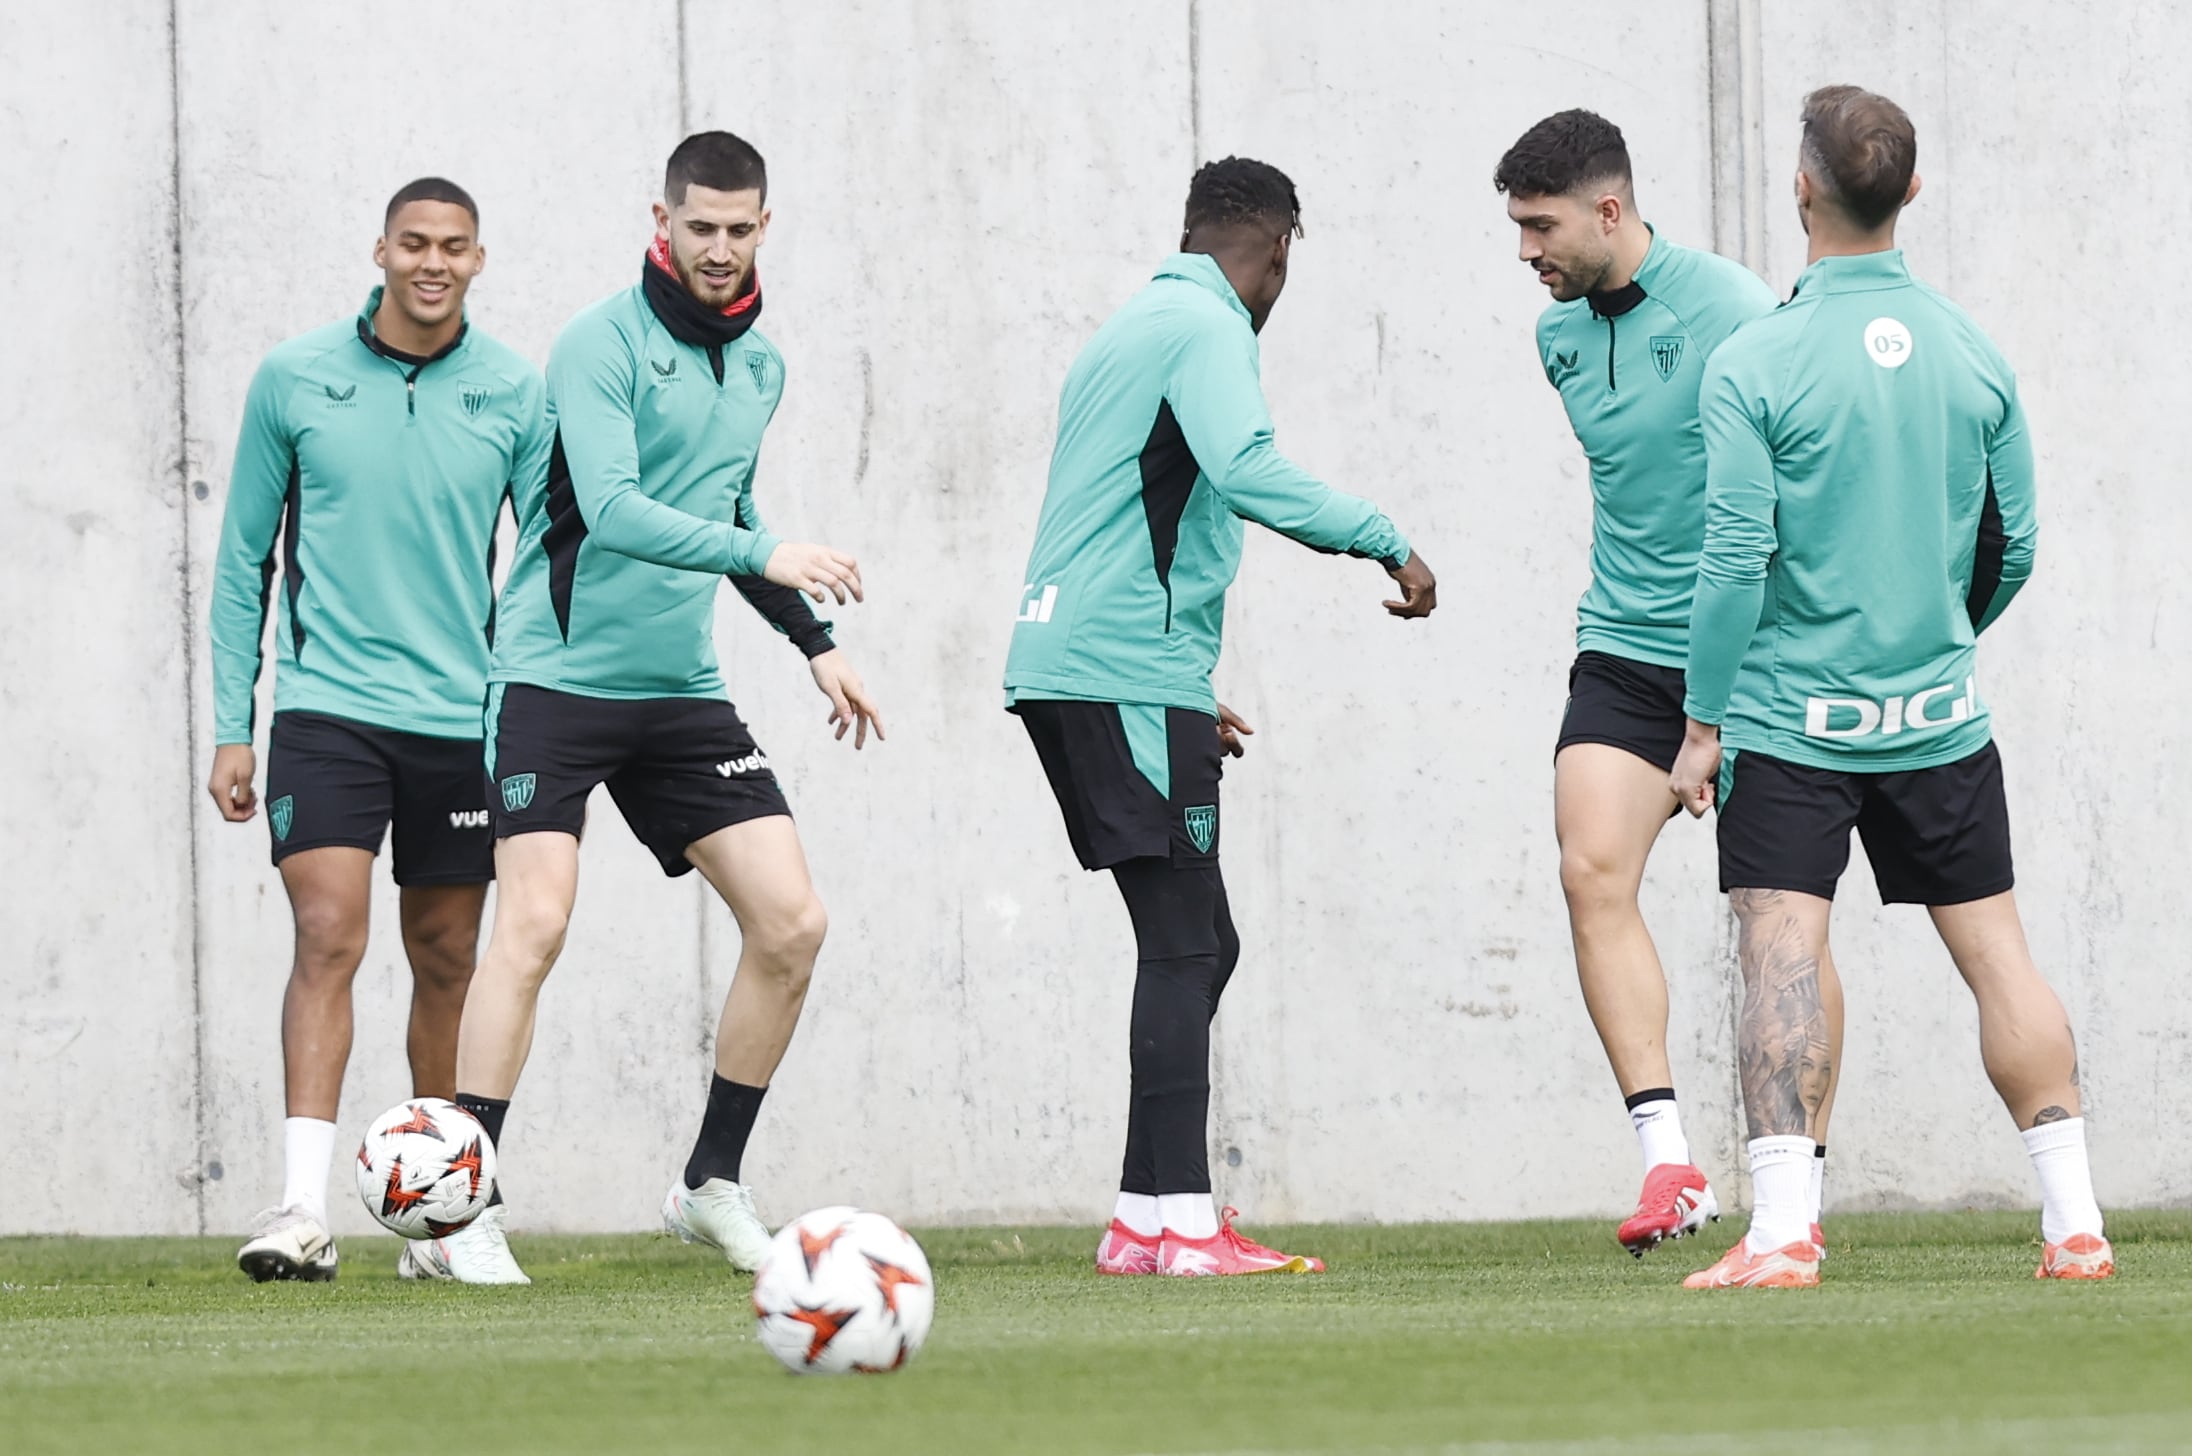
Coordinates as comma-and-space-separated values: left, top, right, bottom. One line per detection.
407, 369, 419, 416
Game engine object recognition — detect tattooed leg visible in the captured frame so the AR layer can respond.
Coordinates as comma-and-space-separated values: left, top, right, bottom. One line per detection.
1928, 891, 2081, 1130
1730, 889, 1835, 1141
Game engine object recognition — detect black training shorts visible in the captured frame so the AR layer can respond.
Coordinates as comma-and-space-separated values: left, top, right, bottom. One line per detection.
485, 683, 791, 877
1013, 699, 1223, 870
1716, 741, 2015, 905
264, 710, 494, 885
1555, 651, 1688, 773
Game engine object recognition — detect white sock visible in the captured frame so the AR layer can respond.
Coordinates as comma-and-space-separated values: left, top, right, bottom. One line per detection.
2021, 1117, 2105, 1244
281, 1117, 338, 1223
1628, 1093, 1691, 1172
1810, 1145, 1826, 1225
1112, 1191, 1160, 1238
1744, 1135, 1815, 1253
1157, 1192, 1218, 1240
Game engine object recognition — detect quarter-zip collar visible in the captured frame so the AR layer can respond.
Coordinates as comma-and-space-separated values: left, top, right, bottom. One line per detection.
1790, 248, 1912, 297
356, 287, 468, 415
1154, 251, 1254, 327
1585, 226, 1665, 320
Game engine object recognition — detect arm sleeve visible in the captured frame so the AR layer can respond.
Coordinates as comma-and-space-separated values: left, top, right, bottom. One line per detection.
726, 455, 836, 658
547, 320, 779, 576
1683, 360, 1779, 725
207, 357, 295, 746
1164, 315, 1409, 565
506, 369, 554, 512
1968, 386, 2036, 633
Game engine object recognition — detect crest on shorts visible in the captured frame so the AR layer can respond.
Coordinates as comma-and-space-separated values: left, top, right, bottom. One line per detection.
1184, 804, 1217, 855
461, 384, 491, 417
269, 795, 294, 841
1650, 335, 1685, 381
500, 773, 536, 812
745, 350, 769, 393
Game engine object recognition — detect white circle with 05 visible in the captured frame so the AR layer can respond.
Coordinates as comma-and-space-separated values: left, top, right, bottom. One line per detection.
1864, 317, 1913, 369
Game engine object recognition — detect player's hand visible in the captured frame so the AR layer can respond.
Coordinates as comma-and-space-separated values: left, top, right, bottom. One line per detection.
1215, 702, 1255, 758
1383, 551, 1437, 618
764, 541, 864, 606
1670, 719, 1723, 818
207, 743, 258, 823
809, 648, 886, 749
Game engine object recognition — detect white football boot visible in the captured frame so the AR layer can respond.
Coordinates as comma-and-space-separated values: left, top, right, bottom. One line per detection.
237, 1204, 339, 1283
397, 1203, 531, 1285
662, 1178, 773, 1271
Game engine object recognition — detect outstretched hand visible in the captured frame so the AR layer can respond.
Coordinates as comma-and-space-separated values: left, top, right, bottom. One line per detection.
1384, 551, 1437, 618
810, 649, 885, 749
765, 541, 864, 606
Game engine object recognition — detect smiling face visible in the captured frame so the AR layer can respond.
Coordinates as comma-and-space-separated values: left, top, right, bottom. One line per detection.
1505, 189, 1618, 302
372, 200, 482, 332
651, 184, 769, 308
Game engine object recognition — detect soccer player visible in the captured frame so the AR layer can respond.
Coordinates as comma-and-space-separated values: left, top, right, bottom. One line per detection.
1673, 86, 2112, 1288
1494, 112, 1842, 1256
207, 179, 546, 1281
413, 131, 880, 1285
1005, 158, 1436, 1277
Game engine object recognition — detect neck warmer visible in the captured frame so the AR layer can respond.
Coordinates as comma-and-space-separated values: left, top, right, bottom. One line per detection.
641, 234, 763, 347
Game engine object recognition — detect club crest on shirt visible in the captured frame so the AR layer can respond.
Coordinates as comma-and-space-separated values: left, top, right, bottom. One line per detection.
269, 795, 294, 841
461, 384, 492, 417
1650, 336, 1685, 381
1184, 804, 1217, 855
500, 773, 536, 812
745, 350, 769, 393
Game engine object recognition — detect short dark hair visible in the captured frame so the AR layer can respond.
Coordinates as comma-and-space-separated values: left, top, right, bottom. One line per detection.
383, 177, 478, 231
1183, 156, 1303, 240
1800, 85, 1916, 228
665, 130, 768, 206
1492, 110, 1632, 198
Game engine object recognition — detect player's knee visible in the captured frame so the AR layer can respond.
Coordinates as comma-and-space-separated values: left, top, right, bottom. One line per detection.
404, 918, 478, 990
752, 893, 828, 984
495, 895, 572, 978
1559, 841, 1640, 913
290, 900, 367, 981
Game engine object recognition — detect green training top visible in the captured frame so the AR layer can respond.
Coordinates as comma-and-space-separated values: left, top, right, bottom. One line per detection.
1685, 249, 2036, 771
1537, 230, 1779, 668
208, 290, 548, 744
490, 282, 786, 700
1003, 252, 1410, 715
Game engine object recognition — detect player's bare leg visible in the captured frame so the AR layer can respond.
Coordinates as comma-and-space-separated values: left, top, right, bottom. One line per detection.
414, 832, 580, 1286
455, 832, 581, 1098
240, 846, 373, 1282
396, 883, 486, 1100
1686, 888, 1829, 1289
1930, 893, 2110, 1278
1810, 939, 1844, 1253
664, 815, 829, 1270
1555, 744, 1716, 1254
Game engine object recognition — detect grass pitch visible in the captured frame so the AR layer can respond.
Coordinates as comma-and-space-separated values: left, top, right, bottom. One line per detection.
5, 1211, 2189, 1455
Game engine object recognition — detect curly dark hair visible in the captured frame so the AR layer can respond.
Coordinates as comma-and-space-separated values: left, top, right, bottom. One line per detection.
1183, 156, 1303, 239
1492, 110, 1631, 198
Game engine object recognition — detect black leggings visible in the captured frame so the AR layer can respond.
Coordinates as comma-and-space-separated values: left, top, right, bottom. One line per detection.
1111, 857, 1240, 1196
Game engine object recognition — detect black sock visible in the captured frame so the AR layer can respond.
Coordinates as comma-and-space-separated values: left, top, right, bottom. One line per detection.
1113, 858, 1225, 1197
1816, 1142, 1828, 1160
684, 1075, 768, 1189
456, 1093, 511, 1208
1624, 1086, 1677, 1111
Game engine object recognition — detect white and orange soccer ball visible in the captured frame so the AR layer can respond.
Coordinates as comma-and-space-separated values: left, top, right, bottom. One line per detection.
354, 1098, 496, 1239
753, 1207, 935, 1374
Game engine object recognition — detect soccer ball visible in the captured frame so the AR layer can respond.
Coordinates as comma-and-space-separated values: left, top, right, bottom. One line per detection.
753, 1206, 935, 1374
354, 1098, 496, 1239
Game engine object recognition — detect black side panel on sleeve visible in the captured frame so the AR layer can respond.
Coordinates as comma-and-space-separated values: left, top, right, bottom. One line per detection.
542, 430, 588, 642
281, 457, 306, 658
1966, 469, 2006, 627
1138, 399, 1201, 633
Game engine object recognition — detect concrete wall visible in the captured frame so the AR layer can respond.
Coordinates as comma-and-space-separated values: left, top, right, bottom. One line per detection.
2, 0, 2184, 1235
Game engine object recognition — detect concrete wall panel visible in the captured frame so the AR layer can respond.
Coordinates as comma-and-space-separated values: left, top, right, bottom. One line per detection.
0, 0, 201, 1234
2, 0, 2184, 1234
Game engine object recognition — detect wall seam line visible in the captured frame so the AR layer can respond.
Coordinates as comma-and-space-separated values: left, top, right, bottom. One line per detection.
168, 0, 209, 1238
